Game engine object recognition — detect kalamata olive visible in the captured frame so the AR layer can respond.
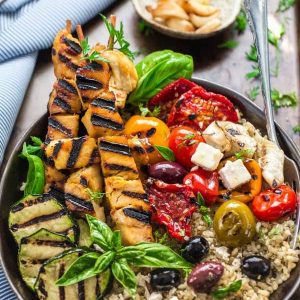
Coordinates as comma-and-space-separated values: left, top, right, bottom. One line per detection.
150, 269, 181, 291
241, 255, 271, 280
148, 162, 188, 183
187, 261, 224, 293
182, 236, 209, 263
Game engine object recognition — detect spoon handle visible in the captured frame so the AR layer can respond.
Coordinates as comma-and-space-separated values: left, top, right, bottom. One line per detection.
244, 0, 278, 145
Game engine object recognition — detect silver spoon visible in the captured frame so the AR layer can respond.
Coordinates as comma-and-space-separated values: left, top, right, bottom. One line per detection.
244, 0, 300, 249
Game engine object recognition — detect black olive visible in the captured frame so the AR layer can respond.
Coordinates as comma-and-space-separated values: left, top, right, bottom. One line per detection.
241, 255, 271, 280
150, 269, 181, 291
181, 236, 209, 263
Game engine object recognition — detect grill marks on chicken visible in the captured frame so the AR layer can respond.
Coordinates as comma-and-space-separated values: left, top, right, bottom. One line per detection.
44, 137, 100, 170
47, 115, 79, 140
82, 91, 124, 137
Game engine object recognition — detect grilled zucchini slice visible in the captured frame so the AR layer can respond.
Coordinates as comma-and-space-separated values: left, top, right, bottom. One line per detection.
18, 229, 74, 290
35, 249, 112, 300
9, 194, 77, 244
77, 218, 92, 247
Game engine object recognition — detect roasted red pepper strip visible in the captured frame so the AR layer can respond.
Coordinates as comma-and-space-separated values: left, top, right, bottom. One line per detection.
148, 78, 197, 121
167, 86, 239, 131
147, 179, 198, 241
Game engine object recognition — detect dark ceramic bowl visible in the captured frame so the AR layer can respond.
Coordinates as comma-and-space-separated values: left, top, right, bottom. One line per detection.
1, 78, 300, 300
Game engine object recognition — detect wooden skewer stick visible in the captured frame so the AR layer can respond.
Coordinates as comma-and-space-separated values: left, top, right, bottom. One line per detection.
66, 20, 72, 33
108, 15, 116, 50
76, 25, 85, 42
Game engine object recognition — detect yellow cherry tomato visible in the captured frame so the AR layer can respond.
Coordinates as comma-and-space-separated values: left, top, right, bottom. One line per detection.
124, 116, 170, 164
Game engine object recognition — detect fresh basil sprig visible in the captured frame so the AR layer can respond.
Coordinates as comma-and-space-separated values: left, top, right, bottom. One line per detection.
155, 145, 175, 162
56, 215, 191, 296
211, 280, 242, 299
197, 193, 212, 226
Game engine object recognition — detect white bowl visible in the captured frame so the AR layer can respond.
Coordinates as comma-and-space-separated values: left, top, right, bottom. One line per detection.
131, 0, 243, 39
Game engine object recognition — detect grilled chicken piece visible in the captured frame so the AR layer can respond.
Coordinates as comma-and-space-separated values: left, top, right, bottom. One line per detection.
111, 206, 153, 245
48, 79, 81, 115
64, 165, 105, 220
98, 136, 139, 180
203, 121, 257, 158
75, 51, 110, 110
44, 136, 100, 170
47, 114, 79, 140
43, 164, 67, 192
52, 25, 85, 80
82, 91, 124, 137
105, 176, 149, 211
102, 49, 138, 109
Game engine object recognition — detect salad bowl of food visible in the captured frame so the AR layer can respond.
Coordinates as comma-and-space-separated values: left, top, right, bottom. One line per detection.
1, 14, 300, 300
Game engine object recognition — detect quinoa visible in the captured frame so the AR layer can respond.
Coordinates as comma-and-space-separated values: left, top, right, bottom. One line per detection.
105, 213, 300, 300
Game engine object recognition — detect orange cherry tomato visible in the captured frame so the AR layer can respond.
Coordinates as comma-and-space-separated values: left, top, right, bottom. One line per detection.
124, 116, 170, 164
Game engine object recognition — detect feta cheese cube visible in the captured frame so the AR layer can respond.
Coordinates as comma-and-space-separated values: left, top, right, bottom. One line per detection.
191, 142, 223, 171
219, 159, 252, 190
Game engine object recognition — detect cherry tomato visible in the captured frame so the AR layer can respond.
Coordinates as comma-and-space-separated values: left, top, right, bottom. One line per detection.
124, 116, 170, 164
183, 169, 219, 205
168, 126, 205, 169
168, 86, 239, 131
252, 184, 297, 222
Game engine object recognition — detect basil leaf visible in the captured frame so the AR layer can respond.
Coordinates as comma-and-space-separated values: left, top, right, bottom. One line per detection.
211, 280, 242, 299
86, 215, 113, 251
117, 246, 146, 260
111, 231, 122, 250
112, 259, 137, 296
128, 50, 193, 105
154, 145, 175, 162
56, 252, 100, 286
126, 243, 192, 269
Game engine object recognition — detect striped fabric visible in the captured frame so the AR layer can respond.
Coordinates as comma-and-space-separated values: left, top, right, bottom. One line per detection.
0, 0, 116, 298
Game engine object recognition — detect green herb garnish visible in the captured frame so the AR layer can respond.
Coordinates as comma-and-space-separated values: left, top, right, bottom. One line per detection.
245, 44, 258, 62
247, 86, 260, 101
246, 65, 260, 80
271, 89, 298, 110
56, 216, 191, 296
268, 25, 285, 48
86, 189, 106, 203
80, 37, 110, 63
138, 103, 160, 117
154, 145, 175, 162
19, 136, 43, 158
218, 40, 239, 49
235, 149, 254, 160
211, 280, 242, 299
235, 9, 247, 33
101, 14, 137, 60
293, 124, 300, 133
197, 193, 212, 226
277, 0, 296, 12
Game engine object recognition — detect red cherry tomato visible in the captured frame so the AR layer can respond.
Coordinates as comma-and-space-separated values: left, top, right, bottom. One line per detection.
169, 126, 205, 169
167, 86, 239, 131
252, 184, 297, 222
183, 169, 219, 205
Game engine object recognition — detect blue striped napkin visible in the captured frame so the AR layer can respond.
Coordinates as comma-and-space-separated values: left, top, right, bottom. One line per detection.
0, 0, 116, 298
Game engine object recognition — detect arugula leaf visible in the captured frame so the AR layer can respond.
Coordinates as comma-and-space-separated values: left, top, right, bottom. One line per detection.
197, 193, 212, 226
247, 86, 260, 101
154, 145, 175, 161
86, 188, 106, 203
80, 37, 109, 63
211, 280, 242, 299
235, 149, 254, 160
128, 50, 193, 105
218, 40, 239, 49
138, 103, 160, 117
293, 124, 300, 133
235, 10, 247, 33
101, 14, 137, 60
126, 242, 192, 270
56, 252, 101, 286
138, 19, 153, 36
112, 259, 137, 296
245, 45, 258, 62
271, 89, 298, 110
246, 65, 260, 80
277, 0, 296, 12
86, 215, 113, 251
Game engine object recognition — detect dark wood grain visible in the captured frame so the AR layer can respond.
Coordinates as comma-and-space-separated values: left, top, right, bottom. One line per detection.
0, 0, 299, 298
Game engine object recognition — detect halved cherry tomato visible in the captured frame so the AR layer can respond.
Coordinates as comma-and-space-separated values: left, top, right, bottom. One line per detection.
124, 116, 170, 164
168, 86, 239, 131
168, 126, 205, 169
148, 78, 197, 121
252, 184, 297, 222
183, 169, 219, 205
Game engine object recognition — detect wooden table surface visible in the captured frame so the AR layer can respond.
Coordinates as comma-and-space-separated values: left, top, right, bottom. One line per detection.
1, 0, 300, 298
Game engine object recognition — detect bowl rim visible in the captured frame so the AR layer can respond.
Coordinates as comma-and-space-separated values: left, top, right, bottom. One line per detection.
131, 0, 243, 39
0, 77, 300, 299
